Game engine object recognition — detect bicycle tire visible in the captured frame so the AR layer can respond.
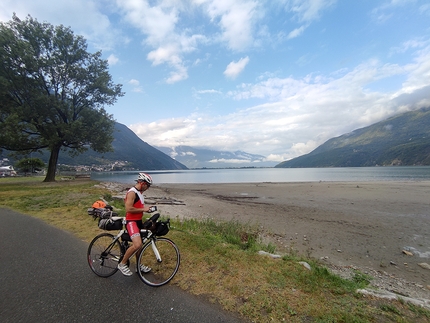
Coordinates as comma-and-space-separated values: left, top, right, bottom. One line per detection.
87, 233, 123, 277
137, 237, 180, 287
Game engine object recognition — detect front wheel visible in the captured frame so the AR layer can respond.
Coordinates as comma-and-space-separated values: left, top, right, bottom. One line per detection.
87, 233, 123, 277
137, 238, 180, 287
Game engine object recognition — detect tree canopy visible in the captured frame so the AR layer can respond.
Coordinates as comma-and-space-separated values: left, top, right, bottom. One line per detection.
15, 157, 45, 174
0, 14, 123, 181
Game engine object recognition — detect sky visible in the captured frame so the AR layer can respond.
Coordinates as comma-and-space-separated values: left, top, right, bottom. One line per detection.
1, 0, 430, 163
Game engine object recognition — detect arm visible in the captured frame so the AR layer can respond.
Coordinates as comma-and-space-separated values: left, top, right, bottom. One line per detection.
124, 191, 152, 213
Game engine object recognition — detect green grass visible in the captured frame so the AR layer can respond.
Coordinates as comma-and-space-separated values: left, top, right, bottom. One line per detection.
1, 177, 429, 322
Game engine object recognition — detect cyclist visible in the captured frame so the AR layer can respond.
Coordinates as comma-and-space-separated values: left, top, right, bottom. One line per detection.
117, 172, 156, 276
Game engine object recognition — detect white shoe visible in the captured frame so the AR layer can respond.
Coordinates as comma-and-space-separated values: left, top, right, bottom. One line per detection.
136, 264, 152, 273
118, 263, 132, 276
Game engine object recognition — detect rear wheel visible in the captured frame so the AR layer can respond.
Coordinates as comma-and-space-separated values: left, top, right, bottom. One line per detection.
87, 233, 123, 277
137, 238, 180, 287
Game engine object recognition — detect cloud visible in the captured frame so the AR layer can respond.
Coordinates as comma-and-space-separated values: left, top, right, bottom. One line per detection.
224, 57, 250, 79
271, 0, 337, 41
202, 0, 261, 51
209, 158, 251, 164
281, 0, 337, 23
107, 54, 119, 66
196, 89, 222, 94
390, 38, 428, 55
130, 44, 430, 161
420, 4, 430, 15
114, 0, 264, 82
128, 79, 143, 93
371, 0, 416, 23
287, 25, 307, 39
0, 1, 337, 84
116, 0, 207, 83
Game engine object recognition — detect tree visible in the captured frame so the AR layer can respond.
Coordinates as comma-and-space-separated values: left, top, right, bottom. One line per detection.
0, 14, 123, 182
15, 157, 45, 174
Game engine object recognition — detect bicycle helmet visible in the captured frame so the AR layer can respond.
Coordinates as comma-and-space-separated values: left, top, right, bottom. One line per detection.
136, 172, 153, 185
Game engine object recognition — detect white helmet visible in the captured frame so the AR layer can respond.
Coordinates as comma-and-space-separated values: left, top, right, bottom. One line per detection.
136, 172, 153, 185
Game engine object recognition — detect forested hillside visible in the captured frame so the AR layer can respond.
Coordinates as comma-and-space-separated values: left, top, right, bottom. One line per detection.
276, 107, 430, 168
10, 123, 188, 171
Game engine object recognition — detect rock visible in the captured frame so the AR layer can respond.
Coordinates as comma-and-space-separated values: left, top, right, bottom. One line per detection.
402, 250, 414, 256
298, 261, 311, 271
258, 250, 281, 259
418, 263, 430, 270
357, 289, 430, 310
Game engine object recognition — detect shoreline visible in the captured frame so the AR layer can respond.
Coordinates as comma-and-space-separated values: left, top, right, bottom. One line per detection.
104, 180, 430, 300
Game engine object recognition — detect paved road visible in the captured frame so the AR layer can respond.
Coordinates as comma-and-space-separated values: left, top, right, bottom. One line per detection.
0, 208, 246, 323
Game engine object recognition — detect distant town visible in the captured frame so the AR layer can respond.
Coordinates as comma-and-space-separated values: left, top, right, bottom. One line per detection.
0, 158, 17, 176
0, 158, 133, 177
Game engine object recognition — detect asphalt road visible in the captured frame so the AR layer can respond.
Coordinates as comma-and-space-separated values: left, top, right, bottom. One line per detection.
0, 208, 246, 323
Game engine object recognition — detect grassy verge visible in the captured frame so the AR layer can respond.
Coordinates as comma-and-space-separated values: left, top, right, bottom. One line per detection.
1, 177, 429, 322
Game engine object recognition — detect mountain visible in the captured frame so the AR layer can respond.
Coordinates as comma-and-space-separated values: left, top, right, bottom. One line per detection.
22, 122, 188, 170
155, 145, 277, 168
276, 107, 430, 168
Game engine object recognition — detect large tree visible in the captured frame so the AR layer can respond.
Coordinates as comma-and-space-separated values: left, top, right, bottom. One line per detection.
0, 14, 123, 182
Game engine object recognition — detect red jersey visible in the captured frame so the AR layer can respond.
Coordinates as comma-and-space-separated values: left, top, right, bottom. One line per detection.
125, 187, 144, 221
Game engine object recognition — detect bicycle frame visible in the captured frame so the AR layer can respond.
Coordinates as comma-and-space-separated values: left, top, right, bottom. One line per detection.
108, 223, 159, 261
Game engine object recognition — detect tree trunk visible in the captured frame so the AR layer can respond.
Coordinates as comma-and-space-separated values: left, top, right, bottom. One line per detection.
43, 143, 61, 182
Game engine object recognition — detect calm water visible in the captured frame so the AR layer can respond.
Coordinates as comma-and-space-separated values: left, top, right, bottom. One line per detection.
90, 166, 430, 184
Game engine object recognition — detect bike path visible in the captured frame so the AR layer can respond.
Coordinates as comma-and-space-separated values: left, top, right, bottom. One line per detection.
0, 208, 246, 323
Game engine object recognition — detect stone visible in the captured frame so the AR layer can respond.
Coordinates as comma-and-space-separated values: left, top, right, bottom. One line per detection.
258, 250, 281, 259
298, 261, 311, 271
418, 263, 430, 270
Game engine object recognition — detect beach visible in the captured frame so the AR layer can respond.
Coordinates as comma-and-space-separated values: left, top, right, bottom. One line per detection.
107, 180, 430, 299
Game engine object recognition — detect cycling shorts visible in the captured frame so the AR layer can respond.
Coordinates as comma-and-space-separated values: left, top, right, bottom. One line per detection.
126, 220, 143, 239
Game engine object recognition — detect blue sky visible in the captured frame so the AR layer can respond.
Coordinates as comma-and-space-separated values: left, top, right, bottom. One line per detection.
1, 0, 430, 163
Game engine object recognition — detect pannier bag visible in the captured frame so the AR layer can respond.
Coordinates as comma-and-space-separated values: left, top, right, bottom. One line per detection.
155, 221, 170, 236
87, 207, 117, 219
98, 218, 123, 231
142, 213, 170, 236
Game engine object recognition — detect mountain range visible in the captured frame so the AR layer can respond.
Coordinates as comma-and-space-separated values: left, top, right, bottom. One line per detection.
18, 123, 188, 171
155, 146, 277, 168
276, 107, 430, 168
3, 107, 429, 170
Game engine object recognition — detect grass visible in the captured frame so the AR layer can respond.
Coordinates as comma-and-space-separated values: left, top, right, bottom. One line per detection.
1, 177, 429, 322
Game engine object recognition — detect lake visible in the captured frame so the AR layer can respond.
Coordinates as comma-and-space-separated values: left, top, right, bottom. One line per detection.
90, 166, 430, 184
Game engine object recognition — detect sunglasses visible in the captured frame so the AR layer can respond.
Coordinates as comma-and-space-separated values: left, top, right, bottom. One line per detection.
138, 180, 150, 187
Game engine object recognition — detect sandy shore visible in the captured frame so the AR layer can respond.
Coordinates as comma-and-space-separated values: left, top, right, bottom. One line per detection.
106, 180, 430, 299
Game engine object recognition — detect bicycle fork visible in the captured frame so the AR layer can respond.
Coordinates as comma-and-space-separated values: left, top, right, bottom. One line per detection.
151, 241, 162, 263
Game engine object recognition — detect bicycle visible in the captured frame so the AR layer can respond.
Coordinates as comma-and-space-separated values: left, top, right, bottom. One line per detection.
87, 213, 180, 287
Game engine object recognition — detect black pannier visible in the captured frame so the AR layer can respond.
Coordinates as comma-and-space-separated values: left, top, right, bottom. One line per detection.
155, 221, 170, 236
98, 218, 123, 231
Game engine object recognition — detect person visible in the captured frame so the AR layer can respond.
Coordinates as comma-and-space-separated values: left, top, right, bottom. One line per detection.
117, 172, 156, 276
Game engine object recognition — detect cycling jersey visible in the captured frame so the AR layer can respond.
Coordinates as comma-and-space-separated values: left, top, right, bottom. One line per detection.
125, 187, 144, 221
